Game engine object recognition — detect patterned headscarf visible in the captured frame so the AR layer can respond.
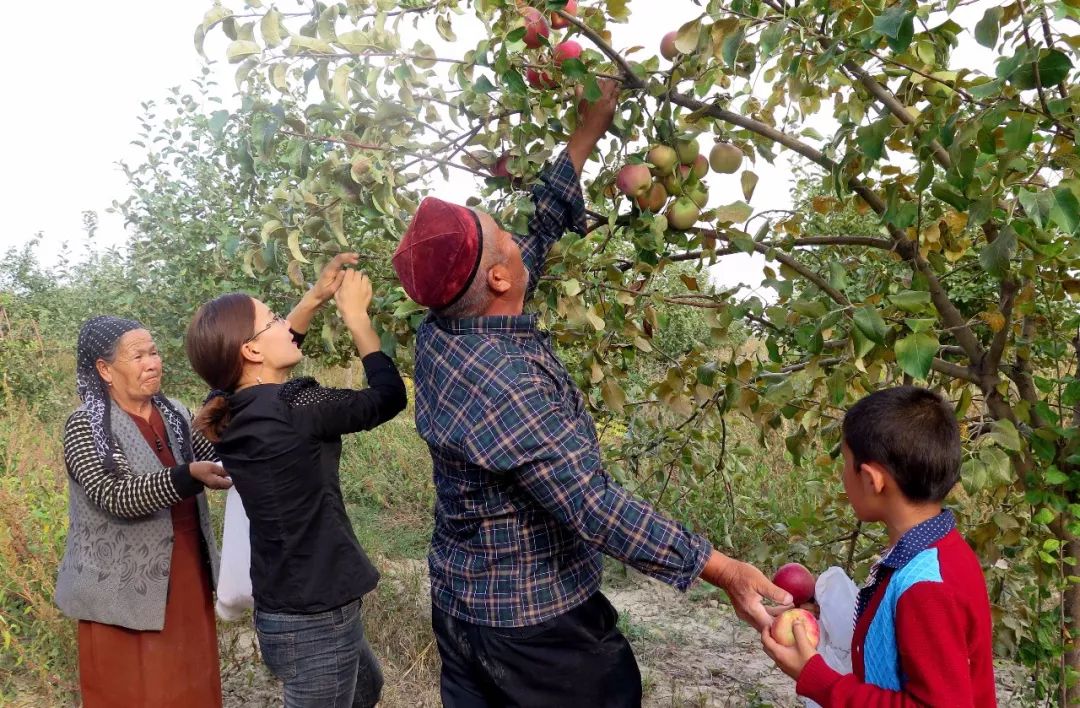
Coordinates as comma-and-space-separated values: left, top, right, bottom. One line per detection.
76, 316, 194, 472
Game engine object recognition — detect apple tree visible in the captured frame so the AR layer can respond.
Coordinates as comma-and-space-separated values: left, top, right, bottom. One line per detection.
195, 0, 1080, 698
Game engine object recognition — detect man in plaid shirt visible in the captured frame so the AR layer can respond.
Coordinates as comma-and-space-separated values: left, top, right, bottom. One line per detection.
392, 79, 791, 707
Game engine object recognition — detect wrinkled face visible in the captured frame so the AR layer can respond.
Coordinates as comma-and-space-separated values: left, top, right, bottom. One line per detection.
99, 329, 162, 401
475, 210, 529, 305
246, 298, 302, 370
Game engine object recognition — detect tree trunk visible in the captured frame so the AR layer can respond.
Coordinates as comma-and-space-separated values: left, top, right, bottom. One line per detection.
1065, 525, 1080, 707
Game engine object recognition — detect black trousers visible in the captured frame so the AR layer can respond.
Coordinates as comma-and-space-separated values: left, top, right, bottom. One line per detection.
432, 592, 642, 708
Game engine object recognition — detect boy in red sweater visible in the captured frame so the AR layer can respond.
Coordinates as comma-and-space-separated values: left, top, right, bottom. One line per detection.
762, 386, 996, 706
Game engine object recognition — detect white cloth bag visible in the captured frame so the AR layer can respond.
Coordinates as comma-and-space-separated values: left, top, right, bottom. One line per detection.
803, 566, 859, 708
214, 486, 254, 621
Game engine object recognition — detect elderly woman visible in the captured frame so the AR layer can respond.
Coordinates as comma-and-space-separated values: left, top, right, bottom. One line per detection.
55, 316, 232, 707
186, 255, 406, 707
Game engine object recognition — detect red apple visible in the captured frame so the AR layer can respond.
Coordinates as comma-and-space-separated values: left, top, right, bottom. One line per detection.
616, 164, 652, 198
550, 0, 578, 29
554, 40, 582, 65
660, 31, 679, 61
527, 67, 555, 89
665, 196, 700, 230
647, 144, 678, 177
772, 562, 816, 606
770, 609, 820, 648
689, 154, 709, 181
521, 7, 550, 49
491, 153, 512, 178
635, 181, 668, 212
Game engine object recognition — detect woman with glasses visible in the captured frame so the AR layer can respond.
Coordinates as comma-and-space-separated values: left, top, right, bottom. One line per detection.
185, 254, 407, 708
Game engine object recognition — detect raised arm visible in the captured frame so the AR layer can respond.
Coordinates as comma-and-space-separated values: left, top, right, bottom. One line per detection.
521, 79, 620, 297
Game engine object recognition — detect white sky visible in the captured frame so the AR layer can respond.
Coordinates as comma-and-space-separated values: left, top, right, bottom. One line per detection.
2, 0, 996, 293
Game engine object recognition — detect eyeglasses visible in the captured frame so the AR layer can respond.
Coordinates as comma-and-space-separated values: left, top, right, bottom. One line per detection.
244, 315, 286, 344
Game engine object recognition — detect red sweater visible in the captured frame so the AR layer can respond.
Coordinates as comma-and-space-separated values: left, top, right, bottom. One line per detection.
796, 528, 996, 706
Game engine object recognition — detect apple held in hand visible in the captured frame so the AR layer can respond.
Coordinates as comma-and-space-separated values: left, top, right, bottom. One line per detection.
770, 609, 820, 648
616, 164, 652, 198
772, 562, 816, 606
521, 7, 550, 48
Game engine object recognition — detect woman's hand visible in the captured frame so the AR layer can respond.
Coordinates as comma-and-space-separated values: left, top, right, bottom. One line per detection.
335, 270, 381, 357
334, 270, 373, 326
309, 253, 360, 304
190, 461, 232, 490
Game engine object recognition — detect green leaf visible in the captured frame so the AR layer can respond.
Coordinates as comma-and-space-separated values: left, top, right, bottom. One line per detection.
1003, 116, 1034, 151
1011, 49, 1074, 89
829, 261, 847, 292
873, 5, 908, 39
1046, 467, 1070, 485
1051, 187, 1080, 234
501, 69, 527, 96
791, 300, 828, 319
582, 74, 602, 102
852, 327, 876, 359
721, 28, 745, 69
904, 318, 935, 333
974, 6, 1002, 48
895, 331, 939, 379
560, 58, 587, 81
208, 110, 230, 139
889, 290, 931, 312
854, 307, 888, 344
979, 226, 1017, 278
856, 120, 889, 163
989, 419, 1022, 451
1033, 507, 1055, 525
473, 75, 497, 93
1018, 189, 1054, 230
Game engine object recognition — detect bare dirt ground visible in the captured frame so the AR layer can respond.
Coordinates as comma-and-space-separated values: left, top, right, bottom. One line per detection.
13, 561, 1032, 707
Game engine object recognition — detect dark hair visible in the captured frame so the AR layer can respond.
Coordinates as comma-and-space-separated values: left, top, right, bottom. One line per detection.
185, 293, 256, 442
842, 386, 962, 502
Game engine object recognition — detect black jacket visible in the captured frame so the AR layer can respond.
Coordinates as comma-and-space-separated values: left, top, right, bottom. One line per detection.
214, 352, 407, 613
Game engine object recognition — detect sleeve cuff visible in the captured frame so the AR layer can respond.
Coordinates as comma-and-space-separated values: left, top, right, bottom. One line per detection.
539, 150, 587, 234
678, 533, 714, 592
170, 464, 204, 498
290, 328, 307, 346
796, 653, 845, 704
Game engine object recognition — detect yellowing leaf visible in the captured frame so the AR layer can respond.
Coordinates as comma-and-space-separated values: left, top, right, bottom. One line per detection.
333, 64, 351, 106
261, 10, 284, 48
287, 230, 310, 264
601, 378, 626, 414
226, 40, 261, 63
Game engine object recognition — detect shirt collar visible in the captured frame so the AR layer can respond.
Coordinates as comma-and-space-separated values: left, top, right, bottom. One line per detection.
880, 508, 955, 570
430, 312, 539, 336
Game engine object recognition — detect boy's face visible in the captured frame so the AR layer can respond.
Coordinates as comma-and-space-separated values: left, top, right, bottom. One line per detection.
841, 441, 881, 522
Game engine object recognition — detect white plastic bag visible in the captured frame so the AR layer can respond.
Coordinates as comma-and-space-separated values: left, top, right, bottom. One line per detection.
215, 486, 254, 621
803, 566, 858, 708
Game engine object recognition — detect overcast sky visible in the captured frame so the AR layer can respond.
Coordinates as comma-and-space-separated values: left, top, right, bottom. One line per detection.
2, 0, 995, 292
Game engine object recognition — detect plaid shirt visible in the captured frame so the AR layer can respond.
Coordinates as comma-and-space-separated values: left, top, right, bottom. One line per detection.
414, 150, 712, 627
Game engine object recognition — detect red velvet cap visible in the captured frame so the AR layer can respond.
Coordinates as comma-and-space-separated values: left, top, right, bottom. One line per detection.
392, 197, 484, 310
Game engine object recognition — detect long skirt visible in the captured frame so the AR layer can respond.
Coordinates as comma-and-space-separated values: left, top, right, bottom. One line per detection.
77, 497, 223, 707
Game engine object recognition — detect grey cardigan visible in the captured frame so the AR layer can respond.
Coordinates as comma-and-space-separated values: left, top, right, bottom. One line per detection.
55, 398, 221, 631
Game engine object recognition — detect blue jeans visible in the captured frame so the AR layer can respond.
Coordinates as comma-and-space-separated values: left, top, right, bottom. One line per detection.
255, 599, 384, 708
